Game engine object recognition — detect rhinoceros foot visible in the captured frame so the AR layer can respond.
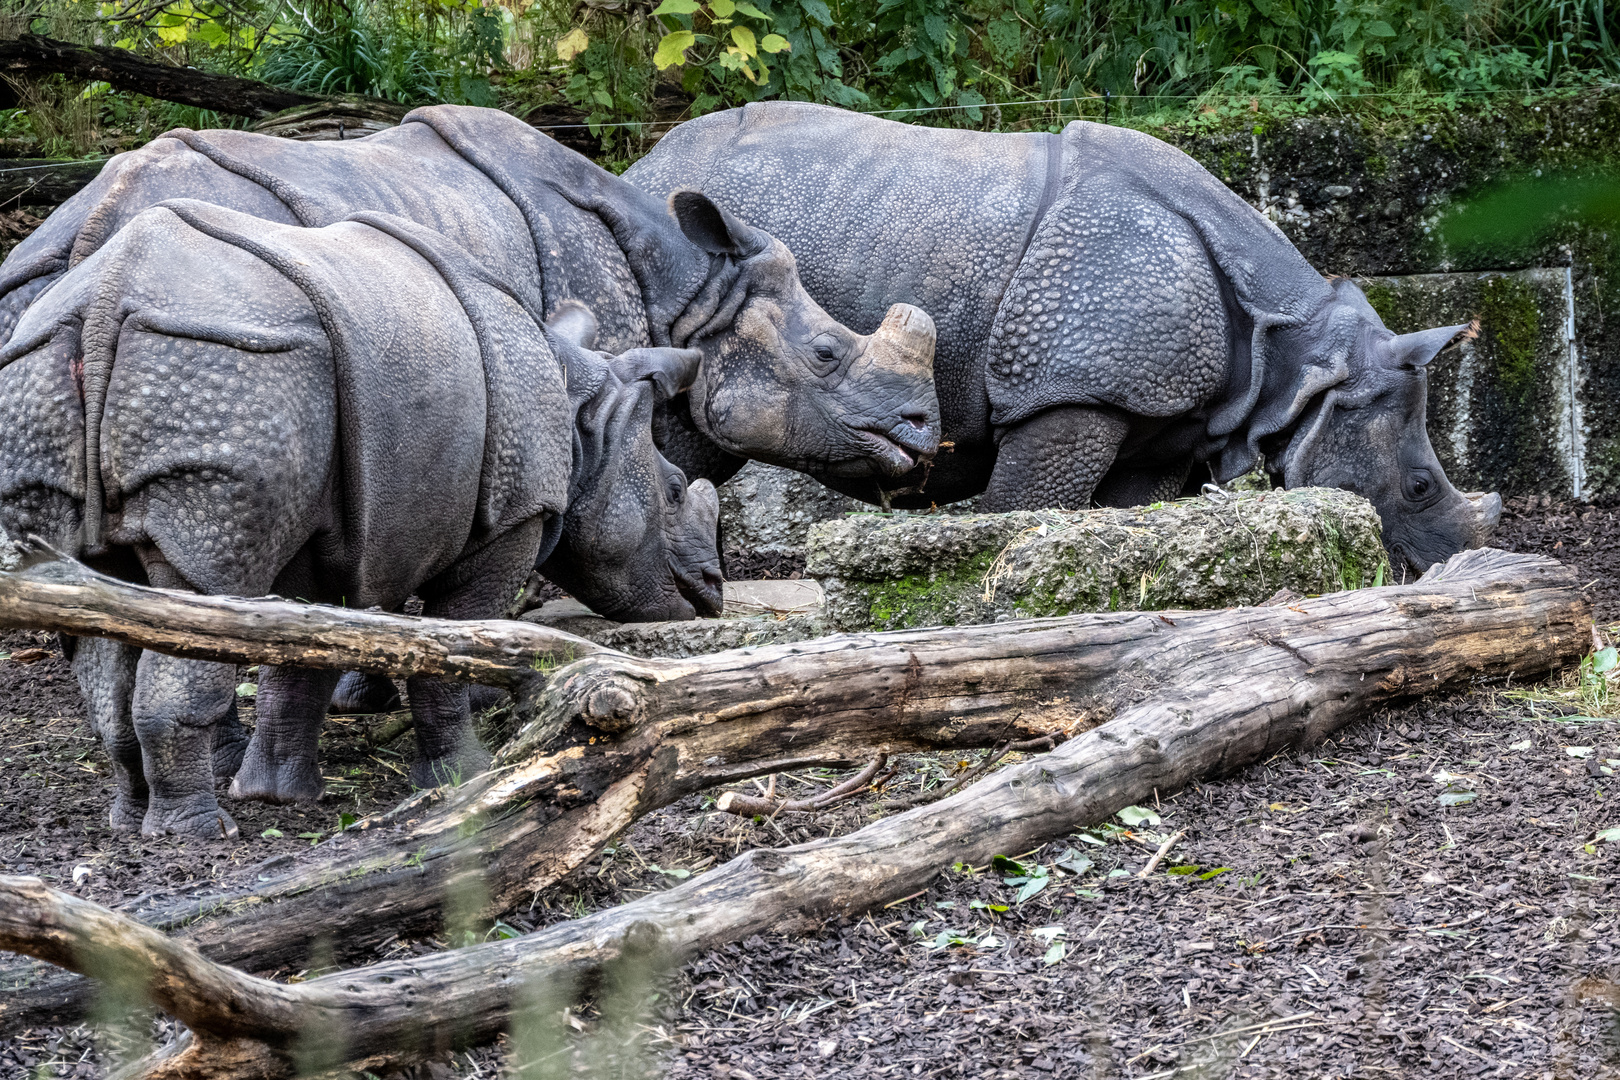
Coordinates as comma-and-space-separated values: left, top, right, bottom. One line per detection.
142, 793, 239, 840
109, 792, 147, 833
409, 739, 492, 791
229, 743, 324, 805
212, 706, 250, 782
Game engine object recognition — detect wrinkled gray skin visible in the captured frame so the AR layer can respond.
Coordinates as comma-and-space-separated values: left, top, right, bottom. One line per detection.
628, 103, 1500, 573
0, 202, 720, 836
0, 105, 941, 487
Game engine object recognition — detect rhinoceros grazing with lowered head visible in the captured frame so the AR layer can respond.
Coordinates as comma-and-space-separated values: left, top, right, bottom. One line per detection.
0, 104, 941, 487
0, 200, 721, 836
627, 102, 1500, 574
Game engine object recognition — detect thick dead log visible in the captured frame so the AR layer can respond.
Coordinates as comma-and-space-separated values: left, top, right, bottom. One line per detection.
0, 544, 598, 690
0, 34, 323, 118
0, 158, 106, 208
0, 547, 1588, 1076
0, 548, 1590, 1036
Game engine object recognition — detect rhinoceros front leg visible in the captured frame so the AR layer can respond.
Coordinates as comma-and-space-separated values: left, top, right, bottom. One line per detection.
330, 671, 402, 715
230, 665, 343, 805
981, 406, 1130, 512
406, 517, 549, 790
131, 649, 241, 839
1092, 459, 1195, 509
70, 636, 146, 832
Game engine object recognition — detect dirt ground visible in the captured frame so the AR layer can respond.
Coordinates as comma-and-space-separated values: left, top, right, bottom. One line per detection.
1, 497, 1618, 1079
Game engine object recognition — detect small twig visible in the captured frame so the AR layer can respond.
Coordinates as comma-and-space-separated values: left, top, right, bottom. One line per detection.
879, 732, 1061, 812
1137, 830, 1186, 878
716, 756, 889, 817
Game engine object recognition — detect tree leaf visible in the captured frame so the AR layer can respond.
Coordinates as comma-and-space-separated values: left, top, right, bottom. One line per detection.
260, 828, 284, 839
734, 1, 772, 18
653, 30, 697, 69
730, 24, 758, 57
1595, 826, 1620, 843
555, 27, 589, 62
651, 0, 703, 13
991, 854, 1028, 875
1566, 746, 1594, 758
1437, 790, 1476, 806
759, 33, 790, 53
1016, 875, 1049, 903
709, 0, 736, 15
1044, 941, 1067, 965
236, 682, 257, 696
1118, 806, 1161, 827
1365, 19, 1397, 36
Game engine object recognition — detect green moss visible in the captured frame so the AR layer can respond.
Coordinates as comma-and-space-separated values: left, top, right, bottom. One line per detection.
861, 551, 996, 626
1360, 282, 1400, 327
1478, 275, 1540, 401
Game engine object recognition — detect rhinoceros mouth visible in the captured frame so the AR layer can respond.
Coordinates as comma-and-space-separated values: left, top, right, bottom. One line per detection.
856, 429, 917, 476
675, 570, 724, 617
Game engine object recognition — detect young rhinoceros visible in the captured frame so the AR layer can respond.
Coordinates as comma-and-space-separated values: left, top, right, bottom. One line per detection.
0, 104, 940, 487
627, 102, 1502, 575
0, 200, 719, 836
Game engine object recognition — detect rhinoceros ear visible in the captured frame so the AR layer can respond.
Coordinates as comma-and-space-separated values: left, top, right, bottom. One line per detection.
610, 346, 704, 402
1385, 320, 1476, 369
671, 190, 770, 259
546, 300, 598, 351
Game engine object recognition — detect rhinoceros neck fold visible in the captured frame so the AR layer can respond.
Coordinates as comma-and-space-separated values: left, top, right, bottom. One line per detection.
403, 106, 711, 350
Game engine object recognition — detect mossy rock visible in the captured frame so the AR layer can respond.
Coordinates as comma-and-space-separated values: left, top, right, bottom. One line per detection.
806, 488, 1390, 632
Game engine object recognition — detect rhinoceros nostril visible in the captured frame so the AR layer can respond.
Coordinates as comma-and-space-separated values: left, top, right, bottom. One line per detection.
904, 414, 928, 430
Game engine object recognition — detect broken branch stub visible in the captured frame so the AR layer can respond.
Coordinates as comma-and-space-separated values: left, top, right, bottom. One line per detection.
0, 548, 1588, 1076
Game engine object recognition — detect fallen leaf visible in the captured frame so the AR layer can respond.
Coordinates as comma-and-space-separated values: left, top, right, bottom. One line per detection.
8, 648, 50, 664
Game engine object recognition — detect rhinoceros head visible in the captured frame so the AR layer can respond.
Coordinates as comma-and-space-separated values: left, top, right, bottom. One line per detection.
665, 191, 941, 478
539, 310, 723, 622
1274, 279, 1501, 577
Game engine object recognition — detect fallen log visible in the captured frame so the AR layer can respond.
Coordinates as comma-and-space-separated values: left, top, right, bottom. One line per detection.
0, 548, 1588, 1075
0, 158, 106, 209
0, 33, 323, 118
0, 547, 1589, 1035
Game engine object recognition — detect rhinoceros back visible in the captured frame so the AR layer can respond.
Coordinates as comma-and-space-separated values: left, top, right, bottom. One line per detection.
628, 102, 1053, 444
0, 200, 569, 606
0, 107, 654, 357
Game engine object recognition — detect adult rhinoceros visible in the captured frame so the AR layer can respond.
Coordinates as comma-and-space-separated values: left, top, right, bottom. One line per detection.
627, 102, 1501, 574
0, 104, 941, 483
0, 201, 720, 836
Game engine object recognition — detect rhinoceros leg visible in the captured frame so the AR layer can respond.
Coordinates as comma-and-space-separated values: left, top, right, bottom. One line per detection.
981, 406, 1130, 512
211, 700, 250, 782
70, 636, 147, 832
406, 517, 550, 790
330, 671, 402, 715
229, 665, 343, 805
131, 648, 241, 839
1093, 459, 1195, 509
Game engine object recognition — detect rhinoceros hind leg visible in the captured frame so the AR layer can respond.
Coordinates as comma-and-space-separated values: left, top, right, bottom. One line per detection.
330, 671, 402, 715
231, 665, 342, 805
406, 517, 549, 790
131, 649, 240, 839
211, 700, 250, 782
71, 637, 147, 832
1093, 459, 1194, 509
982, 406, 1130, 512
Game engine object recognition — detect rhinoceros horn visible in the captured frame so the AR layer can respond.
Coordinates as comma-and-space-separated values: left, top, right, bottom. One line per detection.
857, 303, 938, 383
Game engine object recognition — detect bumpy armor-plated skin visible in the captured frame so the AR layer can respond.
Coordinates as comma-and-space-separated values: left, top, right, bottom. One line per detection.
627, 102, 1500, 571
0, 105, 941, 485
0, 201, 722, 835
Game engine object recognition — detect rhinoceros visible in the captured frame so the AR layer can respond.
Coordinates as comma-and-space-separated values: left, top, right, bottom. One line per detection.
0, 200, 720, 836
0, 104, 941, 485
627, 102, 1501, 573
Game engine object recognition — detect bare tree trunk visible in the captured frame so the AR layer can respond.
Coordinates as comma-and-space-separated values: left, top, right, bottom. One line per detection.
0, 34, 324, 118
0, 548, 1591, 1042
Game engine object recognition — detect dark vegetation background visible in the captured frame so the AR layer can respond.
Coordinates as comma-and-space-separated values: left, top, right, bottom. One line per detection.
0, 0, 1615, 165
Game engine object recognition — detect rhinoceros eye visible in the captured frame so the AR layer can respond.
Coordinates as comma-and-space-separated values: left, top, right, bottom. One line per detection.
1405, 469, 1433, 502
810, 333, 844, 368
